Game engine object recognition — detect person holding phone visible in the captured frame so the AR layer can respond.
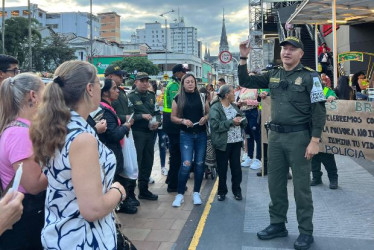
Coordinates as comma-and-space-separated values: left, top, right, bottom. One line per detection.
209, 85, 247, 201
0, 73, 47, 249
30, 61, 125, 249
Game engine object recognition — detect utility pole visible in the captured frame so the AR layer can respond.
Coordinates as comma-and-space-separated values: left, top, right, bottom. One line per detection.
160, 10, 175, 74
89, 0, 93, 63
2, 0, 5, 53
28, 0, 32, 70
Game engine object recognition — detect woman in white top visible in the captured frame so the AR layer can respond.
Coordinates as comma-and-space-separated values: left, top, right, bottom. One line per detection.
30, 61, 126, 249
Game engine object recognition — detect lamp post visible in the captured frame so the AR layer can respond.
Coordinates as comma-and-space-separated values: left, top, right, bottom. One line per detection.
160, 10, 175, 74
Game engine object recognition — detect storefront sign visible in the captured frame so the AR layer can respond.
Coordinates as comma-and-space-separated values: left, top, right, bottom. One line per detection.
338, 52, 364, 63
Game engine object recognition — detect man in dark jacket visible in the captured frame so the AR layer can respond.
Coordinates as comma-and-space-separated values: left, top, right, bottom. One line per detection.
163, 64, 188, 192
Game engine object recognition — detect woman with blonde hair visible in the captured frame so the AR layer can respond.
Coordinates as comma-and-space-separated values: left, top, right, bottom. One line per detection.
0, 73, 47, 249
30, 60, 126, 249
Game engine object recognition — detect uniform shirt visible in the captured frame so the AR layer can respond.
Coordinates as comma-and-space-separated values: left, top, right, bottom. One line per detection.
238, 63, 326, 138
112, 87, 130, 124
128, 89, 161, 132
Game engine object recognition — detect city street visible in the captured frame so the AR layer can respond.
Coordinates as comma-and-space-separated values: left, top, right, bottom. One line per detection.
118, 149, 374, 250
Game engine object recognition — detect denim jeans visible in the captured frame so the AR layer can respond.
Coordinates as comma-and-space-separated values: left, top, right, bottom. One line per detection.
153, 129, 168, 168
178, 131, 207, 194
244, 108, 261, 160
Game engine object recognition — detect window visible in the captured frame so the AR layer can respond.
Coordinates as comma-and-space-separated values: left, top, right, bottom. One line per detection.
38, 12, 43, 18
11, 10, 19, 16
0, 11, 7, 17
23, 10, 29, 16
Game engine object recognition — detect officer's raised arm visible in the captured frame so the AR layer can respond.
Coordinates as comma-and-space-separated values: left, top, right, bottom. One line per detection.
238, 40, 270, 89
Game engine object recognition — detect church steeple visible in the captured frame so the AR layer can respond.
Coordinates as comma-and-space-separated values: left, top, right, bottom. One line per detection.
219, 8, 229, 53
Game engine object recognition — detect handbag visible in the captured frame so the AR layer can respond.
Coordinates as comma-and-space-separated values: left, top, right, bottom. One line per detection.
115, 213, 137, 250
120, 130, 138, 180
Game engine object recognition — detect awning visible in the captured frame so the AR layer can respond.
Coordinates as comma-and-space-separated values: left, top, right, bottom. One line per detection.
287, 0, 374, 24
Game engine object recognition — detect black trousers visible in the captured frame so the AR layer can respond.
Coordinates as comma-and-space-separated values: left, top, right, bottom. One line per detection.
311, 152, 338, 180
215, 142, 242, 196
132, 130, 155, 193
0, 192, 45, 250
166, 133, 181, 189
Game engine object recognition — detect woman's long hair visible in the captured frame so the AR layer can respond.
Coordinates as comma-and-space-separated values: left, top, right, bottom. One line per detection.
0, 73, 43, 134
351, 71, 365, 92
30, 60, 97, 165
176, 73, 198, 118
336, 76, 354, 100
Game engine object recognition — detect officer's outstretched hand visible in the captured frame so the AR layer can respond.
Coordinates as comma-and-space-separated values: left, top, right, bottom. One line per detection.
239, 40, 251, 57
305, 140, 320, 160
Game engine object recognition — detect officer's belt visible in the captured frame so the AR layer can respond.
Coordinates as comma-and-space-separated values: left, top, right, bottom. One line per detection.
268, 123, 309, 133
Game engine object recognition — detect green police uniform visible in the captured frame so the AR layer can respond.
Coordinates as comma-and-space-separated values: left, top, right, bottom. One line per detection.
238, 63, 326, 235
112, 88, 130, 124
128, 88, 161, 194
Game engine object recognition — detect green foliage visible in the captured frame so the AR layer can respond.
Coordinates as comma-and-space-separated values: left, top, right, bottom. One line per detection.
1, 17, 41, 69
113, 56, 159, 75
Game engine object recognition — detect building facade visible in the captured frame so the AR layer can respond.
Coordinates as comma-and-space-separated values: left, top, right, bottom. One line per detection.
169, 18, 198, 56
136, 22, 171, 51
97, 12, 121, 43
0, 3, 46, 27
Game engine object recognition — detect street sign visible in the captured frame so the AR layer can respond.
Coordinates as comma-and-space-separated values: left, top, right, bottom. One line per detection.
219, 50, 232, 64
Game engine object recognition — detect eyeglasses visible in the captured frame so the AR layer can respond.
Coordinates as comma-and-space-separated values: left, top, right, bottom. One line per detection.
5, 68, 20, 75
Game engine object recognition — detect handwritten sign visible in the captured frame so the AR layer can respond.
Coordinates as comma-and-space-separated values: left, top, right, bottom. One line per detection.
261, 99, 374, 160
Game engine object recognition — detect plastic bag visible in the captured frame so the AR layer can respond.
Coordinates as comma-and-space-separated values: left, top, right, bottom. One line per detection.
120, 130, 138, 180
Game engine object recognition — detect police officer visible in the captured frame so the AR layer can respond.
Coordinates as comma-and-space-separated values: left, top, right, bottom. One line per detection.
128, 72, 161, 200
163, 64, 188, 192
238, 37, 326, 250
104, 65, 139, 213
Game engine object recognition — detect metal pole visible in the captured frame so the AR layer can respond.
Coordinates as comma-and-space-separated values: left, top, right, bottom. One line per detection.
2, 0, 5, 53
332, 0, 338, 87
315, 23, 318, 71
165, 18, 167, 74
28, 0, 32, 70
90, 0, 93, 63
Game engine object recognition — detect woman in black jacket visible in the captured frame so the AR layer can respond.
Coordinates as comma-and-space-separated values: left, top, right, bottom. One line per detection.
98, 79, 137, 214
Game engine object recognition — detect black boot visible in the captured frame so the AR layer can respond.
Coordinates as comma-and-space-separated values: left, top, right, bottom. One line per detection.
329, 178, 338, 189
127, 180, 140, 206
294, 233, 314, 250
116, 199, 137, 214
257, 223, 288, 240
310, 177, 322, 186
138, 189, 158, 200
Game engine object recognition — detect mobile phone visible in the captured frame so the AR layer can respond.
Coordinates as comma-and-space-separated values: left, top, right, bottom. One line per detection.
10, 163, 23, 193
127, 113, 134, 123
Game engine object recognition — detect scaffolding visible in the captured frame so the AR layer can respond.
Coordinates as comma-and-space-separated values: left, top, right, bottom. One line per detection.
248, 0, 263, 72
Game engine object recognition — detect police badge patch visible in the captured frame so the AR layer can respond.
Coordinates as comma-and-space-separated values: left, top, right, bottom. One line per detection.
310, 77, 326, 103
295, 77, 302, 85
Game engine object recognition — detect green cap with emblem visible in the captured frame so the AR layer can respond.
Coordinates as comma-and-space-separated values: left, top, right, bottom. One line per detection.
280, 36, 304, 51
135, 72, 151, 80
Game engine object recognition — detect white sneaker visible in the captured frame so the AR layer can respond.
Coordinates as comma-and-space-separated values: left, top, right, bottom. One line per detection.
193, 192, 202, 205
250, 159, 262, 170
161, 167, 168, 176
172, 194, 184, 207
241, 157, 252, 168
149, 177, 155, 184
241, 155, 249, 162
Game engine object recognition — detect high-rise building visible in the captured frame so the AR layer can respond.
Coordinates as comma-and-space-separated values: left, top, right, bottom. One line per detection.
97, 12, 121, 43
169, 17, 198, 56
136, 22, 170, 51
45, 12, 100, 39
0, 3, 46, 27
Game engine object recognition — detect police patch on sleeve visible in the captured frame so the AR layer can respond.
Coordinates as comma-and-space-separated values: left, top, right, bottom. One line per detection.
310, 77, 326, 103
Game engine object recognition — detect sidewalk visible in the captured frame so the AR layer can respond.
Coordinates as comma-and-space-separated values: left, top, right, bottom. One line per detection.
117, 150, 214, 250
197, 155, 374, 250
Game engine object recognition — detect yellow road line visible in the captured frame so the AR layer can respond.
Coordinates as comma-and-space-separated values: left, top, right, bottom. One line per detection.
188, 178, 218, 250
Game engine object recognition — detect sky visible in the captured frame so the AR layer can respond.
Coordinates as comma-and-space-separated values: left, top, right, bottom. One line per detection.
8, 0, 250, 56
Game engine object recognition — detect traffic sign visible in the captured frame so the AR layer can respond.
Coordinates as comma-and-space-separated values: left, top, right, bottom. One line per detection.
219, 50, 232, 64
163, 74, 169, 80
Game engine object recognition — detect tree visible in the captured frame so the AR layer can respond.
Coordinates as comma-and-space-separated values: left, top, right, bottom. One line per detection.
114, 56, 159, 75
40, 33, 76, 72
0, 17, 42, 69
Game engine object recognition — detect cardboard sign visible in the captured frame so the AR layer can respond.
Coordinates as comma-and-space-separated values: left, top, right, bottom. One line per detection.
261, 99, 374, 161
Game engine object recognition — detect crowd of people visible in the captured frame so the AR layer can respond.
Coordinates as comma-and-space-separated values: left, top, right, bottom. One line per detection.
0, 33, 372, 250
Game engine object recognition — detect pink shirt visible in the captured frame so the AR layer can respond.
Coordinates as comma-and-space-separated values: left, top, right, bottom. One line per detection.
238, 87, 259, 110
0, 118, 32, 193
